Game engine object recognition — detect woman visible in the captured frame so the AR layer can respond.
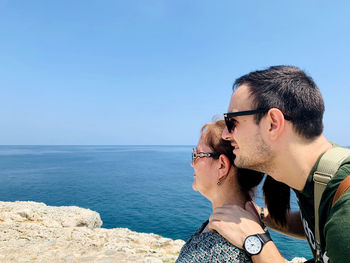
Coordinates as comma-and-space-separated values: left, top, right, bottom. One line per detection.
176, 120, 265, 263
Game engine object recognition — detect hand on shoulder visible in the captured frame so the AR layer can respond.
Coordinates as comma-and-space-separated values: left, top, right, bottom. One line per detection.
208, 202, 265, 249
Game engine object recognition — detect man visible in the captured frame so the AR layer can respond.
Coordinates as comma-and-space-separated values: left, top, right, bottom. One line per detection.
209, 66, 350, 263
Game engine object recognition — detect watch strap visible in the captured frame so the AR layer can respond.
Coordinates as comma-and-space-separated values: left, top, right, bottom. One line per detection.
256, 231, 271, 244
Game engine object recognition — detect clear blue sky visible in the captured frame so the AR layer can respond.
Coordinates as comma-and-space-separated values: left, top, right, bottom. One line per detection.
1, 0, 349, 145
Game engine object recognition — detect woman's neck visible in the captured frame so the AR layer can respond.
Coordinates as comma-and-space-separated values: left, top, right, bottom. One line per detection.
210, 185, 247, 211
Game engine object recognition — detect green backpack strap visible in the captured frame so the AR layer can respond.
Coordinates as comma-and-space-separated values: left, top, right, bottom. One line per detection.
313, 146, 350, 262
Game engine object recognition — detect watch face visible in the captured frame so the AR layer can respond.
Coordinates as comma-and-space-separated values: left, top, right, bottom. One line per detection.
244, 235, 262, 255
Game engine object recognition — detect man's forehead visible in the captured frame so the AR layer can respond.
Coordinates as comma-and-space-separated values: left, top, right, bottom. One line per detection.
228, 84, 253, 112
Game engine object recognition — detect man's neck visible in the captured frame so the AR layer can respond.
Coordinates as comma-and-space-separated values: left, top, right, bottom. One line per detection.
268, 135, 333, 191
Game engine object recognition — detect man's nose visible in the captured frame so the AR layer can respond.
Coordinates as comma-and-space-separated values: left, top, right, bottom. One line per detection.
222, 126, 232, 140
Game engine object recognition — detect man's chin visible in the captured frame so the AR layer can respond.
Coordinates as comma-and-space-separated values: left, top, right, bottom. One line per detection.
233, 156, 247, 169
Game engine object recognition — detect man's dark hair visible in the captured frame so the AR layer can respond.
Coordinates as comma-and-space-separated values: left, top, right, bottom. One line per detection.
233, 65, 324, 139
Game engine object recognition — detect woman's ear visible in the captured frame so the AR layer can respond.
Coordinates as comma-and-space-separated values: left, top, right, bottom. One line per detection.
217, 154, 231, 181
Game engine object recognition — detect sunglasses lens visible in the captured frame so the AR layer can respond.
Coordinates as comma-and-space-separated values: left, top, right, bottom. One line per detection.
224, 118, 233, 133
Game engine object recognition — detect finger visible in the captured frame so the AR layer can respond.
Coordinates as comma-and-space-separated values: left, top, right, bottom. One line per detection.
210, 205, 244, 221
212, 205, 235, 213
209, 212, 223, 222
208, 219, 218, 232
210, 207, 233, 220
209, 209, 233, 223
208, 215, 223, 232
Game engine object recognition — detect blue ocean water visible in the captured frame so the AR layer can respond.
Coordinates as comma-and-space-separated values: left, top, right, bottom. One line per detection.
0, 145, 312, 260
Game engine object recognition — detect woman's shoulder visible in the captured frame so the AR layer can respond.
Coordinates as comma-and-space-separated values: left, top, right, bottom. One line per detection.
176, 221, 251, 263
200, 231, 251, 262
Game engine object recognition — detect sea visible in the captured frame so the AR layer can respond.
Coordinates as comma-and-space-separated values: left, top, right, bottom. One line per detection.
0, 145, 313, 260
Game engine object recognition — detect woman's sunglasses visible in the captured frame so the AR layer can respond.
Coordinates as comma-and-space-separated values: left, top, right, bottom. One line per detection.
192, 148, 218, 163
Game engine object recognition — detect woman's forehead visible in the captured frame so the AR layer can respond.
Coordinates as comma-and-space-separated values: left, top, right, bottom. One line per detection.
198, 134, 211, 151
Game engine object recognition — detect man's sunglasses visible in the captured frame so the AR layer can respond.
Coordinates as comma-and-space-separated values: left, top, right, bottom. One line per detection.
192, 148, 218, 163
223, 109, 292, 133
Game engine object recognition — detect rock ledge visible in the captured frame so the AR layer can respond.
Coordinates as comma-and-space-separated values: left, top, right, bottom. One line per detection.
0, 201, 184, 263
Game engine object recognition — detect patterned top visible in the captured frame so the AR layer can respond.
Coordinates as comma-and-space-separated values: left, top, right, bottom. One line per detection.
176, 220, 252, 263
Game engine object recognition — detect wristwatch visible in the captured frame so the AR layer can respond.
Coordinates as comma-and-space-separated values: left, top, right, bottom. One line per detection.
243, 231, 272, 256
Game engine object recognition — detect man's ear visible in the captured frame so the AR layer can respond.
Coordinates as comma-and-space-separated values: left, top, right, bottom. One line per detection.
265, 108, 286, 141
217, 154, 231, 181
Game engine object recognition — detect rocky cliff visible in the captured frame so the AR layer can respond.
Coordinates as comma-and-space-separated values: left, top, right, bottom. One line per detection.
0, 201, 305, 263
0, 201, 184, 262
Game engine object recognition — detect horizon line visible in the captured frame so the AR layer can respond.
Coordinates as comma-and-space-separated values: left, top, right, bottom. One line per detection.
0, 144, 194, 146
